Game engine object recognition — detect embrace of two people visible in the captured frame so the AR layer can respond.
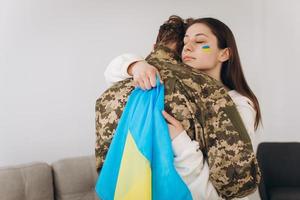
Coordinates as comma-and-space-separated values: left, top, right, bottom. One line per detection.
95, 15, 262, 200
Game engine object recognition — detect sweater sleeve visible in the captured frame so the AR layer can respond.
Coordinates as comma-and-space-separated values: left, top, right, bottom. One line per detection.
172, 131, 222, 200
104, 54, 144, 86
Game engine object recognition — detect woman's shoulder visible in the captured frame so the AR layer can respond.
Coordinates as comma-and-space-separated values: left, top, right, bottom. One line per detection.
228, 90, 255, 109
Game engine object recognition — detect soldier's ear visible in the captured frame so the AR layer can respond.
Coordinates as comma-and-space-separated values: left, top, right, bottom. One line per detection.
218, 48, 230, 62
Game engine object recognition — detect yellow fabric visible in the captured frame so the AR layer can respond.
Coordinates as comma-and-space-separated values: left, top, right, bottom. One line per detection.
114, 130, 152, 200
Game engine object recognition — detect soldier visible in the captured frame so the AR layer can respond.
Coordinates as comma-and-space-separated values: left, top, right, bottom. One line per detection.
96, 16, 261, 199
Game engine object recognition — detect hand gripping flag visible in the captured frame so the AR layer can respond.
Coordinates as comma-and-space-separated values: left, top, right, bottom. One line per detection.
95, 79, 192, 200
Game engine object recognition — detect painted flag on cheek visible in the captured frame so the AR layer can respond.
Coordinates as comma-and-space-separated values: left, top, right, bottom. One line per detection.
95, 80, 192, 200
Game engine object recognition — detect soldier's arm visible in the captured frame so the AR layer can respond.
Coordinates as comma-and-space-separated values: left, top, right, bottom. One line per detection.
234, 97, 257, 151
163, 83, 222, 199
204, 99, 261, 199
95, 97, 116, 173
167, 92, 260, 199
95, 80, 134, 173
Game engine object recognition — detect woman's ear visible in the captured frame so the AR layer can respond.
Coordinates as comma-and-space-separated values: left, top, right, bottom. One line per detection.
218, 48, 230, 62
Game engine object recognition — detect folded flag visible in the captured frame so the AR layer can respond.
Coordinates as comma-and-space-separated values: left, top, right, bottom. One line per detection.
95, 80, 192, 200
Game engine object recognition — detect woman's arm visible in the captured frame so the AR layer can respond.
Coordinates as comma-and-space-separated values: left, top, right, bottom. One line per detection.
104, 54, 161, 89
104, 54, 144, 85
172, 131, 222, 200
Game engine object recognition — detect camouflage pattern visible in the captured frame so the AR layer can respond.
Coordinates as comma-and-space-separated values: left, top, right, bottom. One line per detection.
95, 45, 261, 199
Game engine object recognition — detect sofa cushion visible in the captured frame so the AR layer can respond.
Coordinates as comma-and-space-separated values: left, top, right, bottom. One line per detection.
0, 162, 54, 200
52, 155, 99, 200
269, 187, 300, 200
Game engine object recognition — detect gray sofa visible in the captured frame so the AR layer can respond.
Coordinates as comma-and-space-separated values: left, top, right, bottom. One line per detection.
257, 142, 300, 200
0, 155, 100, 200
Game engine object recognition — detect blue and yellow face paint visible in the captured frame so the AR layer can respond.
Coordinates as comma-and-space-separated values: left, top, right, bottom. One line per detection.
202, 45, 211, 53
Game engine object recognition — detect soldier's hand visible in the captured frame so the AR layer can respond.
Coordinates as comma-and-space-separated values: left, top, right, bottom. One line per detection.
128, 60, 162, 90
162, 110, 184, 140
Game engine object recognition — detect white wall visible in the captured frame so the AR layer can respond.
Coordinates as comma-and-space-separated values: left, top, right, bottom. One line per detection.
260, 0, 300, 142
0, 0, 299, 197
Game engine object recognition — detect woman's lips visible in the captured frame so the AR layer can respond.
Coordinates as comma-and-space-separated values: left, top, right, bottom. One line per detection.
183, 56, 195, 61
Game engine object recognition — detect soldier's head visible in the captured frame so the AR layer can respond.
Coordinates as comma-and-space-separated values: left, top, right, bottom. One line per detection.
154, 15, 186, 55
182, 17, 261, 129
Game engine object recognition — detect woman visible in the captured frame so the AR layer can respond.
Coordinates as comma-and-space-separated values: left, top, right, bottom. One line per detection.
104, 17, 262, 200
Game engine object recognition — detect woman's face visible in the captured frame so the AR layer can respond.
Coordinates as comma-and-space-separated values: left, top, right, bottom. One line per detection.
181, 23, 224, 71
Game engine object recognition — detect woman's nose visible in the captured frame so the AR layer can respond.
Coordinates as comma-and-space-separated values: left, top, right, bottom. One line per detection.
183, 42, 193, 52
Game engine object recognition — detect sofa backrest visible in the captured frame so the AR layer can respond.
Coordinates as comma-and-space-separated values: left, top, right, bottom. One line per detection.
257, 142, 300, 188
51, 155, 99, 200
0, 162, 54, 200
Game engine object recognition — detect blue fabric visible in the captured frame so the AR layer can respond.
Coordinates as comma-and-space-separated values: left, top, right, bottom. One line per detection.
95, 79, 192, 200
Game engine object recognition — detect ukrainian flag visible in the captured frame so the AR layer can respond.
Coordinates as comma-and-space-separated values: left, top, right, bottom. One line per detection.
95, 80, 192, 200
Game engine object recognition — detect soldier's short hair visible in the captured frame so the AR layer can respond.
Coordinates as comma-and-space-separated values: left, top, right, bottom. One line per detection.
154, 15, 186, 55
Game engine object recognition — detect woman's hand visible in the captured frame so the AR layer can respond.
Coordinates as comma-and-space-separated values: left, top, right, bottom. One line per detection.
162, 110, 184, 140
128, 60, 162, 90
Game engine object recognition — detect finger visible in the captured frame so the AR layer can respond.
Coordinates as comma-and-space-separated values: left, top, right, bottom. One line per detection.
149, 70, 158, 87
132, 80, 138, 87
136, 78, 146, 90
143, 77, 152, 90
162, 110, 179, 126
156, 71, 163, 84
133, 77, 140, 87
166, 124, 175, 134
139, 81, 146, 90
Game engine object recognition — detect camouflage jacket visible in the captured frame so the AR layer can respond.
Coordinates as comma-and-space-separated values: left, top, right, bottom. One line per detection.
95, 46, 261, 199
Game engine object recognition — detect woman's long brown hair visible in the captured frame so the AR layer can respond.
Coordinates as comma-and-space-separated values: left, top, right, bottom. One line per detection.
186, 18, 262, 129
